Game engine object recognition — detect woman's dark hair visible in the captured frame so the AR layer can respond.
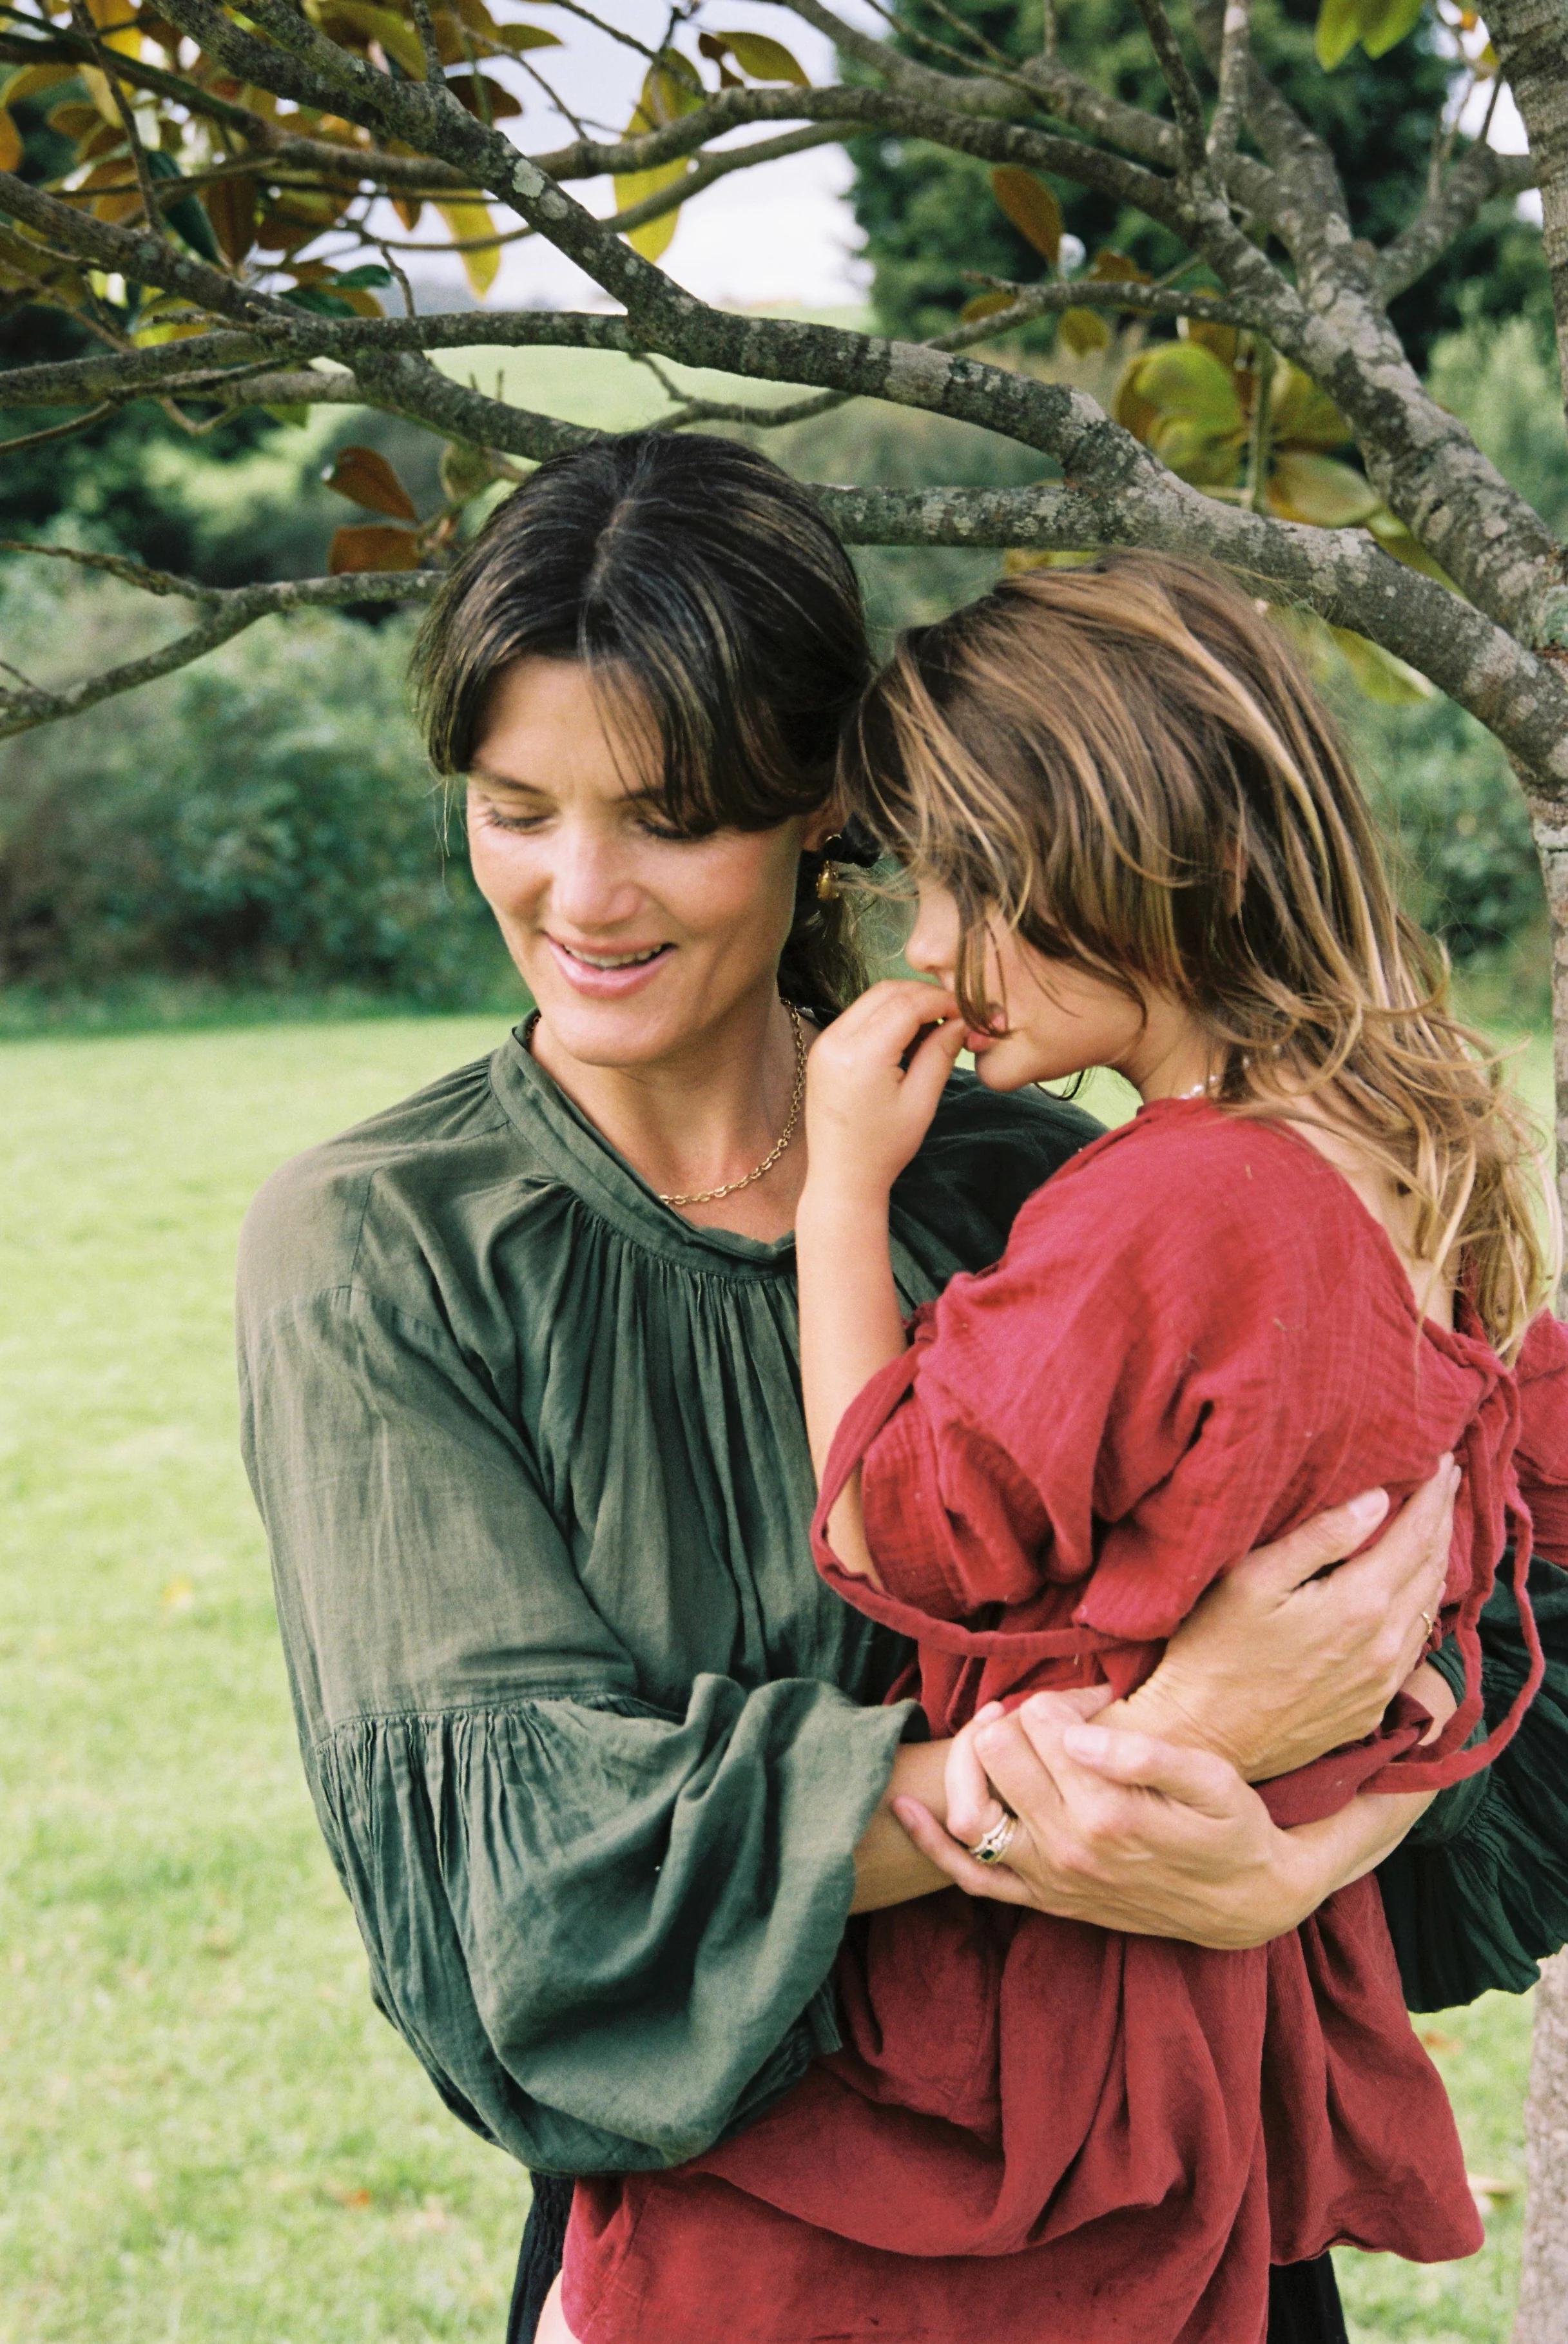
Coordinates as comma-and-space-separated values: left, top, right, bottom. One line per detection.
412, 430, 874, 1022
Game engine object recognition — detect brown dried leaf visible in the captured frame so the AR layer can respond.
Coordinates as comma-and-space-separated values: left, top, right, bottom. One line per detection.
329, 523, 421, 574
0, 106, 19, 175
990, 166, 1061, 264
324, 443, 420, 521
202, 173, 257, 267
442, 72, 521, 119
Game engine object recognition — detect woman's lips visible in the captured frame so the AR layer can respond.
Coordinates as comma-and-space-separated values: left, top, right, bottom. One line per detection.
545, 936, 675, 997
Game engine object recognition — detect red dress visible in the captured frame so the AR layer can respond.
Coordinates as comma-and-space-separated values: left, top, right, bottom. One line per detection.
564, 1099, 1568, 2344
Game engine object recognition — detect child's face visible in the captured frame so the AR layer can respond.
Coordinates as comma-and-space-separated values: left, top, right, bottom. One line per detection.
905, 880, 1158, 1092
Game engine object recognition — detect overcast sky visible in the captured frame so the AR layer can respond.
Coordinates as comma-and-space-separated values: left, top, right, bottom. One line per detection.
400, 1, 1534, 309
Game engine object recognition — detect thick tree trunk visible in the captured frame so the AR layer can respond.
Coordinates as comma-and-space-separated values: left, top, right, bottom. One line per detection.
1515, 808, 1568, 2343
1517, 1953, 1568, 2343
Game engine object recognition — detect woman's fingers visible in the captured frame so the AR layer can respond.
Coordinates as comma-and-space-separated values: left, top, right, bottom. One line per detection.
1054, 1719, 1257, 1824
891, 1797, 1036, 1906
1239, 1485, 1391, 1596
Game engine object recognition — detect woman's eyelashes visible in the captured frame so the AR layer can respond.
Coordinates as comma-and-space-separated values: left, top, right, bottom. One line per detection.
470, 793, 694, 844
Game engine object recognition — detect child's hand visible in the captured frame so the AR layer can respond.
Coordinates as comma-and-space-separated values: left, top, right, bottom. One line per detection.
944, 1702, 1013, 1855
804, 980, 969, 1203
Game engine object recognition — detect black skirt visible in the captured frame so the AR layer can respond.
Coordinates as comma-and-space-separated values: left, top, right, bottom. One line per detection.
505, 2176, 1350, 2344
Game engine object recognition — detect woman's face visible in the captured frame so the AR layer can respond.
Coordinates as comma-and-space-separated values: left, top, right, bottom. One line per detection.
905, 879, 1150, 1089
468, 657, 826, 1069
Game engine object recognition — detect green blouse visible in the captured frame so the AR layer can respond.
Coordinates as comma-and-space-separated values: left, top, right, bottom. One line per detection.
237, 1029, 1568, 2180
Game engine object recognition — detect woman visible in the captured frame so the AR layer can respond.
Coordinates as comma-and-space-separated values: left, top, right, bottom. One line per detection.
235, 433, 1568, 2344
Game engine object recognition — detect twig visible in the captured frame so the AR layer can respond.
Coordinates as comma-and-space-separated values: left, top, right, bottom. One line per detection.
1128, 0, 1210, 178
407, 0, 442, 79
1246, 332, 1273, 512
1207, 0, 1250, 162
0, 403, 114, 454
68, 0, 170, 245
533, 0, 660, 60
374, 238, 417, 316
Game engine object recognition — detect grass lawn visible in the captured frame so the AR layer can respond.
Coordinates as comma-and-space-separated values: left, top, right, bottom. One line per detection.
0, 1011, 1549, 2344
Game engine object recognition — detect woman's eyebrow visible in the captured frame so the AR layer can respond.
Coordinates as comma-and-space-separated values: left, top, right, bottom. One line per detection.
468, 766, 550, 796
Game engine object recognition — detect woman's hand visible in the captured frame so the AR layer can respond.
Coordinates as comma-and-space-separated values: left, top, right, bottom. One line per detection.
802, 980, 969, 1203
894, 1691, 1440, 1950
1105, 1462, 1459, 1782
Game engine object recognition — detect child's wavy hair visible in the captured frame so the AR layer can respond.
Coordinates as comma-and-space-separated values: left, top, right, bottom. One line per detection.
842, 550, 1556, 1359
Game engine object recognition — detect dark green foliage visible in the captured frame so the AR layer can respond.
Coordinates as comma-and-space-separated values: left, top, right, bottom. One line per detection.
0, 597, 512, 1003
1351, 689, 1545, 963
848, 0, 1549, 364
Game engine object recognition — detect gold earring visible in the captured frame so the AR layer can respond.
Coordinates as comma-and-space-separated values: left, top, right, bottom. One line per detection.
816, 862, 841, 903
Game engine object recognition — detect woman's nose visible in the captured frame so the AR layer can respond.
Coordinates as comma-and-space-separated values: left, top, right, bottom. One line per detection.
546, 829, 641, 928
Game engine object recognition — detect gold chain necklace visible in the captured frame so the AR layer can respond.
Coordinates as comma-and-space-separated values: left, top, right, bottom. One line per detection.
659, 1005, 808, 1208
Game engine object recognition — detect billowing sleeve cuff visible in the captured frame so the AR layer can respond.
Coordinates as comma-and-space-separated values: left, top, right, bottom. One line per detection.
1378, 1555, 1568, 2010
312, 1676, 915, 2175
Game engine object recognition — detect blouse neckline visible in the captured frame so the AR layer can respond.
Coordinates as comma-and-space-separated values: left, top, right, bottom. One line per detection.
488, 1020, 801, 1277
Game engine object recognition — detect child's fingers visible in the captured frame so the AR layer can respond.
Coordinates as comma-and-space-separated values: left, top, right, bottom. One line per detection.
945, 1714, 1009, 1848
900, 1016, 969, 1118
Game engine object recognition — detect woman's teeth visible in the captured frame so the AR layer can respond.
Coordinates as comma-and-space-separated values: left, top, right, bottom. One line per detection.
563, 944, 667, 969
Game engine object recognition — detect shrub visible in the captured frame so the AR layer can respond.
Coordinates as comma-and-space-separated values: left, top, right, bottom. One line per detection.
0, 580, 510, 1005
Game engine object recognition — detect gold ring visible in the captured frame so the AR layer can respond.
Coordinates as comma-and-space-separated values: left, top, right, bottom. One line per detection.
968, 1810, 1018, 1866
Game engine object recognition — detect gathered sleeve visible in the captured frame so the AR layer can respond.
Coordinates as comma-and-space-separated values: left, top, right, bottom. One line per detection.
238, 1281, 913, 2176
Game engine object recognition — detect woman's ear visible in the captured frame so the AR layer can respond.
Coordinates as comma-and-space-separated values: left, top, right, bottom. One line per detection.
801, 799, 847, 856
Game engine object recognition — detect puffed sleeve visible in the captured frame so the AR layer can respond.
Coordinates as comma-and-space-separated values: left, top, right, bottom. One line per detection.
238, 1284, 913, 2174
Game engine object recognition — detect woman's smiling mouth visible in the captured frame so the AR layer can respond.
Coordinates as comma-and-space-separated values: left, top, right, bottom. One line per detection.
546, 936, 676, 994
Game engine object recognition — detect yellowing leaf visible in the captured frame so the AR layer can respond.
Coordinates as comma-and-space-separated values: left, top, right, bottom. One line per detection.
488, 19, 561, 50
1084, 248, 1148, 284
1059, 305, 1112, 354
1272, 606, 1431, 704
1116, 340, 1246, 487
707, 28, 809, 83
324, 442, 420, 521
958, 289, 1019, 324
1368, 505, 1453, 585
1314, 0, 1363, 68
1181, 316, 1241, 367
617, 60, 704, 262
314, 0, 428, 75
1360, 0, 1426, 58
329, 523, 421, 573
436, 200, 501, 295
1268, 359, 1352, 450
80, 64, 121, 126
2, 62, 77, 104
0, 106, 19, 173
1266, 450, 1380, 528
991, 165, 1061, 264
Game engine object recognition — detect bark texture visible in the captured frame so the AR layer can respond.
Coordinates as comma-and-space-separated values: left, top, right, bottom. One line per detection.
1518, 1953, 1568, 2341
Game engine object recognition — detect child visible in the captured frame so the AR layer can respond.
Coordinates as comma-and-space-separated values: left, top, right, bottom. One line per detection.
709, 554, 1567, 2343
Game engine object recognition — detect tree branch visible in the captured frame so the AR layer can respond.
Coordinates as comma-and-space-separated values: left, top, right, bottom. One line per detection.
0, 557, 442, 739
1377, 141, 1536, 301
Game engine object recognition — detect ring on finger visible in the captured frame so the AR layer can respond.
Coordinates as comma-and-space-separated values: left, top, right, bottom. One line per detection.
967, 1809, 1019, 1866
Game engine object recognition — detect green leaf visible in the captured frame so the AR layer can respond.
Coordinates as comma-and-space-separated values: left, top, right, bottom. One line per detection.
1116, 340, 1246, 486
990, 166, 1061, 264
263, 402, 310, 427
334, 262, 392, 287
705, 28, 809, 83
145, 151, 222, 262
1329, 623, 1433, 702
1266, 450, 1381, 527
1367, 506, 1453, 585
1313, 0, 1363, 70
1360, 0, 1426, 58
282, 282, 361, 315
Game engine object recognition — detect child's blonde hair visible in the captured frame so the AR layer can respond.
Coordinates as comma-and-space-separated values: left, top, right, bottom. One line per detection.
842, 550, 1556, 1359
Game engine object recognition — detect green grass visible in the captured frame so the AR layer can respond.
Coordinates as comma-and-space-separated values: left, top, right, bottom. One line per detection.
0, 1012, 1549, 2343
